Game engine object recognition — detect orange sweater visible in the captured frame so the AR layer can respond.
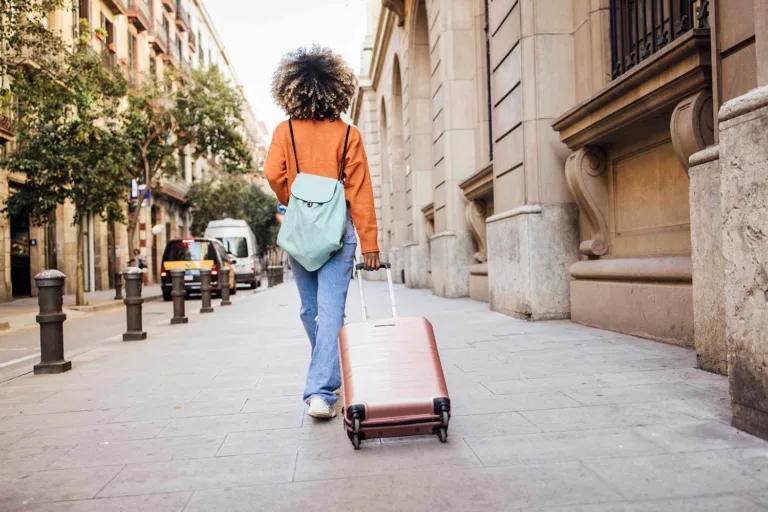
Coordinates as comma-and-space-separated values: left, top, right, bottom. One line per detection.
265, 119, 379, 254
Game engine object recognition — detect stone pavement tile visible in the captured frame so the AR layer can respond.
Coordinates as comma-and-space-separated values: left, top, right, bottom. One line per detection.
11, 420, 169, 450
98, 453, 296, 497
520, 403, 698, 432
448, 412, 542, 437
0, 389, 58, 407
628, 356, 695, 371
524, 494, 768, 511
0, 430, 30, 449
0, 465, 123, 510
450, 391, 580, 416
216, 428, 305, 456
563, 382, 717, 406
749, 490, 768, 508
157, 409, 304, 438
184, 478, 397, 512
14, 493, 192, 512
109, 399, 246, 423
465, 428, 666, 467
0, 409, 123, 432
0, 444, 73, 475
293, 435, 482, 481
190, 387, 267, 404
383, 462, 622, 511
48, 435, 224, 469
657, 397, 732, 423
34, 390, 202, 412
583, 451, 768, 501
633, 421, 767, 453
481, 375, 609, 395
592, 368, 717, 387
715, 448, 768, 485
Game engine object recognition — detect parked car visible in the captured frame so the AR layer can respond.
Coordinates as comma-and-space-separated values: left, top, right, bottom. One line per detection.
204, 218, 262, 289
160, 237, 237, 301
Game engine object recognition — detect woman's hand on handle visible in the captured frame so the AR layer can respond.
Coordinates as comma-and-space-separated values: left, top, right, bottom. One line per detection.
362, 252, 381, 271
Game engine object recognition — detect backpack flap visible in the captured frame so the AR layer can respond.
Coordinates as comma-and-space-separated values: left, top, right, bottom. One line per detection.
290, 173, 341, 204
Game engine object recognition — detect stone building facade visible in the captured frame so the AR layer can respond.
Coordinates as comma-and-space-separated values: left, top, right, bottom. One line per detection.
353, 0, 768, 436
0, 0, 263, 300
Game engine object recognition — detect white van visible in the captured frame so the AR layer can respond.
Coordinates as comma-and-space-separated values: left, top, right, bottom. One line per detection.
204, 219, 262, 288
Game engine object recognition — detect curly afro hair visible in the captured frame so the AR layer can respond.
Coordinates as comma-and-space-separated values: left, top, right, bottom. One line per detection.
271, 45, 357, 121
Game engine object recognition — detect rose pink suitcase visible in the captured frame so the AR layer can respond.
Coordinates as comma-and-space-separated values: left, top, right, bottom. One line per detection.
338, 263, 451, 450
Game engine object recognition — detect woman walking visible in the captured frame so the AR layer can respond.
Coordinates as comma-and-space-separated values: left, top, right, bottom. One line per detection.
265, 46, 380, 419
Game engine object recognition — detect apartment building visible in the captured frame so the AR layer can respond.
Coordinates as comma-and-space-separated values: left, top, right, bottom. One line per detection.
0, 0, 265, 299
353, 1, 768, 437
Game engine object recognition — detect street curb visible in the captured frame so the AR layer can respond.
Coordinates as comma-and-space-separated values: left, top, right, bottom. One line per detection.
65, 293, 163, 313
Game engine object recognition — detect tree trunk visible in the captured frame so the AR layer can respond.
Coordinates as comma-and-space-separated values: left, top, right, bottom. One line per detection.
75, 221, 86, 306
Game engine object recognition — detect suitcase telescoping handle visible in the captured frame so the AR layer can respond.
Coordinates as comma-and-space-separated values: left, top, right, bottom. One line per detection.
355, 262, 398, 321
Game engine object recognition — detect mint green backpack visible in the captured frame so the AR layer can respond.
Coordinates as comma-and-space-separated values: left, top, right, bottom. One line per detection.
277, 120, 351, 272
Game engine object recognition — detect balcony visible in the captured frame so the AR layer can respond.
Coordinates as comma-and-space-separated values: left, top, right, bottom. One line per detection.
164, 43, 180, 67
610, 0, 710, 79
102, 0, 128, 15
161, 0, 175, 13
188, 30, 197, 52
175, 5, 189, 32
126, 0, 151, 32
181, 57, 192, 77
150, 23, 169, 54
101, 49, 119, 73
0, 94, 17, 140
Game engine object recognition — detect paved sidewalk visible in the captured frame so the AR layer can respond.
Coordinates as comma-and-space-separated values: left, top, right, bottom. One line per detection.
0, 281, 766, 511
0, 285, 163, 333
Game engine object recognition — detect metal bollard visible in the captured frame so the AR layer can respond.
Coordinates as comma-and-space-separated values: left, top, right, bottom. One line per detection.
219, 267, 232, 306
200, 268, 214, 313
170, 268, 188, 324
122, 267, 147, 341
114, 272, 123, 300
33, 270, 71, 374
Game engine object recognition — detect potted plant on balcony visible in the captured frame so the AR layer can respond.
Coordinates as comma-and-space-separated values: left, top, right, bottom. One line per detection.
94, 27, 108, 41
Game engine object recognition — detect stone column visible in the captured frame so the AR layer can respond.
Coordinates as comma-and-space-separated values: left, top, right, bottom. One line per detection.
719, 85, 768, 438
688, 145, 726, 375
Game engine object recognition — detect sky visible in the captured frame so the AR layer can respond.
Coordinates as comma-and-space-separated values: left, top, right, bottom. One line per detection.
204, 0, 369, 136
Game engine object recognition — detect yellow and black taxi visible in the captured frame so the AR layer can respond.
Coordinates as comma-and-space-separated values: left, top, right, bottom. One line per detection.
160, 238, 237, 301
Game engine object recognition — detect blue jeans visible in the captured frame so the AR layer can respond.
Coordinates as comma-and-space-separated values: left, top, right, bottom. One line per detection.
289, 216, 357, 407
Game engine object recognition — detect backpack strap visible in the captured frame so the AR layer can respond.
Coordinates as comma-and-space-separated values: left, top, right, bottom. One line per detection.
288, 118, 301, 174
339, 124, 352, 182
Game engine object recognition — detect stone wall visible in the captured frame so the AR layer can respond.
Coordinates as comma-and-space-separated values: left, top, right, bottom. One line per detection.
719, 86, 768, 438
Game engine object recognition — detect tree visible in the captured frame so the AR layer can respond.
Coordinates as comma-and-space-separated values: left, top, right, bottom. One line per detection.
2, 22, 128, 305
0, 0, 65, 93
186, 177, 278, 257
121, 65, 253, 256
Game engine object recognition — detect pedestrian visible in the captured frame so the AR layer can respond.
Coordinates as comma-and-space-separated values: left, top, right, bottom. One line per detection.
133, 249, 147, 285
265, 46, 380, 419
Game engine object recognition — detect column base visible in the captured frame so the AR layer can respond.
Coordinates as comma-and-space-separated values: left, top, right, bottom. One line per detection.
200, 307, 214, 314
34, 360, 72, 374
430, 230, 474, 298
732, 403, 768, 442
487, 203, 579, 320
171, 317, 189, 325
123, 331, 147, 341
404, 242, 431, 289
221, 300, 232, 306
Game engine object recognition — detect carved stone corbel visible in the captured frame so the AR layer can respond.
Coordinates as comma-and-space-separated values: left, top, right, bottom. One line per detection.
565, 147, 610, 257
465, 199, 488, 263
382, 0, 405, 27
670, 90, 714, 175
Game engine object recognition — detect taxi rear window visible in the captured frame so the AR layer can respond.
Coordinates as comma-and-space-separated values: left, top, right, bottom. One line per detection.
163, 240, 215, 262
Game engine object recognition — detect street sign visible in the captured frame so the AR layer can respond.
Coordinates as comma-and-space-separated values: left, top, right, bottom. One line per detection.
130, 179, 151, 207
277, 203, 287, 214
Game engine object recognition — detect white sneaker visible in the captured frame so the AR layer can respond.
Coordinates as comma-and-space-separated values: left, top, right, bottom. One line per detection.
307, 396, 336, 419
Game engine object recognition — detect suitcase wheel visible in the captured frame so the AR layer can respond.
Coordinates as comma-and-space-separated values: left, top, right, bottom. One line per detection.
440, 411, 450, 428
352, 418, 361, 434
437, 427, 448, 443
352, 434, 361, 450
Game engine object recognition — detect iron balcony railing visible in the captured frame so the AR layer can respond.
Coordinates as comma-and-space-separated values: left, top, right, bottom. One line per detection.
188, 30, 197, 52
0, 94, 18, 138
175, 5, 190, 31
127, 0, 151, 31
610, 0, 710, 79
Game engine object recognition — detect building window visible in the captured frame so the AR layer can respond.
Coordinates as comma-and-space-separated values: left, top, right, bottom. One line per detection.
610, 0, 710, 79
128, 33, 137, 86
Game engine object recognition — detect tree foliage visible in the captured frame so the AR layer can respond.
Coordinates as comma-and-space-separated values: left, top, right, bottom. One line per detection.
186, 177, 278, 257
0, 0, 66, 93
121, 66, 254, 254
